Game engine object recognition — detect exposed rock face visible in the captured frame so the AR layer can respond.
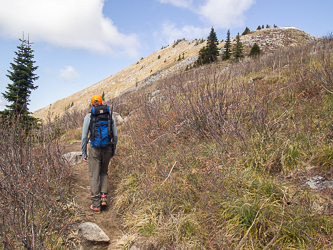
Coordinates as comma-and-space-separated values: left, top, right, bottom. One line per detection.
62, 152, 82, 166
239, 27, 318, 54
78, 222, 110, 242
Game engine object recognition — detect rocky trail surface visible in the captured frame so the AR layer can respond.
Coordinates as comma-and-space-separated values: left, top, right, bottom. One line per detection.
63, 142, 124, 250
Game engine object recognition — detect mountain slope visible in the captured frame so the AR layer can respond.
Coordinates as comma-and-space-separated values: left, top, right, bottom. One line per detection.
33, 27, 318, 121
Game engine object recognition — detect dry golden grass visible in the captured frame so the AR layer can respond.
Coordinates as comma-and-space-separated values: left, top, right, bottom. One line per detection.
33, 27, 317, 124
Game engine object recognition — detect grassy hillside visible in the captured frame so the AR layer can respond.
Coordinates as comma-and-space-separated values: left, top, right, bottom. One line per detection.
33, 27, 317, 122
105, 35, 333, 249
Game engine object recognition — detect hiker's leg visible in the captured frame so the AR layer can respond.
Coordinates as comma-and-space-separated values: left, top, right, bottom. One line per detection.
88, 146, 102, 207
100, 146, 112, 194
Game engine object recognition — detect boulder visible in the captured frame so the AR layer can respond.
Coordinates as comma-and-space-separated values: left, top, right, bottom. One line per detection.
62, 152, 82, 166
78, 222, 110, 242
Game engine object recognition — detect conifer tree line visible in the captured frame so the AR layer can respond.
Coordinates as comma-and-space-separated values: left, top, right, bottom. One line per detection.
195, 25, 265, 67
1, 36, 39, 126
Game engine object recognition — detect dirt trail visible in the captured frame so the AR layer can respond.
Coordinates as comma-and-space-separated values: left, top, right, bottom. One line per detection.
64, 142, 124, 250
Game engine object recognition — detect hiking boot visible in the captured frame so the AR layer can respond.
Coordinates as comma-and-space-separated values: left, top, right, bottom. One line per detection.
101, 193, 107, 207
90, 205, 101, 214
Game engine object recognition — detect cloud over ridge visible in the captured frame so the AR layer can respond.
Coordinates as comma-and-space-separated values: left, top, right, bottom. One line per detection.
198, 0, 256, 28
0, 0, 140, 57
157, 0, 255, 29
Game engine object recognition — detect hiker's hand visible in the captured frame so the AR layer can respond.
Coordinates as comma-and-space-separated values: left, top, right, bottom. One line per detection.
83, 157, 88, 162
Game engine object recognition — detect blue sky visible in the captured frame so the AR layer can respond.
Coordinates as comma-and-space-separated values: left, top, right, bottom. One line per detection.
0, 0, 332, 112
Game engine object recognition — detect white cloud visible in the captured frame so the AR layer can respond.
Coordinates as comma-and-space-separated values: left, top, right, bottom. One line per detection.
158, 0, 193, 8
0, 0, 140, 57
59, 66, 80, 83
197, 0, 256, 28
45, 66, 80, 83
157, 0, 255, 29
155, 21, 209, 45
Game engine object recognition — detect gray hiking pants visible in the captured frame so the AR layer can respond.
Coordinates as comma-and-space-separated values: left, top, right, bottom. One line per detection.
88, 146, 112, 207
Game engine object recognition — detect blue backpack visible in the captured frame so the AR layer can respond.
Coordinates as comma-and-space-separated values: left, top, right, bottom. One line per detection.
89, 104, 113, 148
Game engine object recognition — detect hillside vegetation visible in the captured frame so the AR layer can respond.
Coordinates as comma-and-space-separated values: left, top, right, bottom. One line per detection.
33, 27, 317, 122
0, 119, 73, 249
103, 34, 333, 249
14, 27, 331, 249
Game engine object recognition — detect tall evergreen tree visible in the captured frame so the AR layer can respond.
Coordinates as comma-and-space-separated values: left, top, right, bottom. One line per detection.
233, 33, 244, 61
222, 29, 231, 61
206, 27, 219, 62
195, 27, 219, 66
2, 37, 39, 124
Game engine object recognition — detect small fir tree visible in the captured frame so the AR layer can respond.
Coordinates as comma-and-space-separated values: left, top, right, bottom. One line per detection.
233, 33, 244, 61
242, 27, 251, 35
257, 25, 262, 30
249, 43, 261, 57
2, 36, 39, 125
196, 47, 209, 66
222, 29, 231, 61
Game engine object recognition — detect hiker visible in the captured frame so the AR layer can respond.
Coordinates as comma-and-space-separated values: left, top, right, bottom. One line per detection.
81, 94, 118, 214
